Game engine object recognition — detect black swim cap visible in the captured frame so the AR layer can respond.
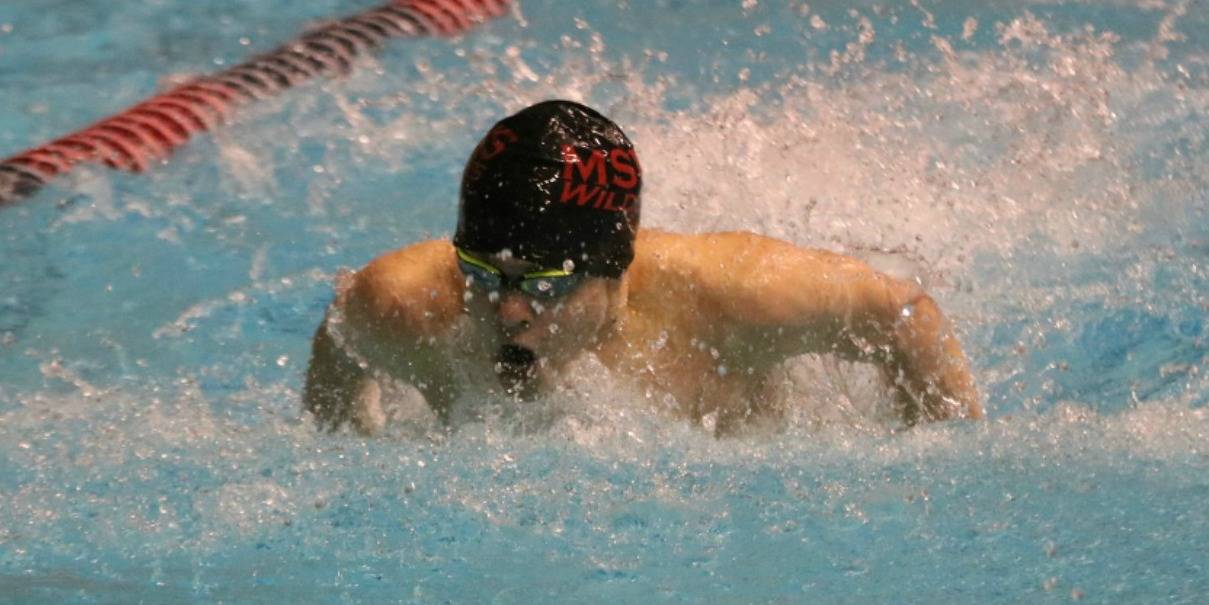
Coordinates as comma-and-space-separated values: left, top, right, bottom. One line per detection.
454, 100, 642, 278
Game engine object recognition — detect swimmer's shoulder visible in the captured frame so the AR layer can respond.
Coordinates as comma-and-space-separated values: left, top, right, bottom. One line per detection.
340, 239, 464, 337
629, 229, 886, 320
630, 229, 799, 306
632, 229, 855, 276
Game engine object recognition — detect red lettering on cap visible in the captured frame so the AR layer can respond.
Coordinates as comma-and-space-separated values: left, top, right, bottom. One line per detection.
562, 145, 608, 185
561, 181, 602, 206
609, 149, 639, 190
559, 145, 640, 214
478, 126, 518, 161
594, 190, 621, 210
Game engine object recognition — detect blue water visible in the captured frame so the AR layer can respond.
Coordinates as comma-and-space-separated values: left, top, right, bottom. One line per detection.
1, 0, 1207, 602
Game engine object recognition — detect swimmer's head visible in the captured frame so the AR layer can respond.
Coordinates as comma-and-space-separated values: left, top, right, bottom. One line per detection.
454, 100, 642, 278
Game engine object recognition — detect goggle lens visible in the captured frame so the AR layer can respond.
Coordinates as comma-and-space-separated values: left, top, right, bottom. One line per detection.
457, 256, 503, 291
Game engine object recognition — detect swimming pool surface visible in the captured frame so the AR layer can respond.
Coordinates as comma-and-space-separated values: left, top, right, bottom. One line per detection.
1, 0, 1206, 602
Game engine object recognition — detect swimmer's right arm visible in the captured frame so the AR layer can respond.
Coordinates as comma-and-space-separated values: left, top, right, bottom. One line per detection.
304, 242, 462, 433
303, 319, 387, 434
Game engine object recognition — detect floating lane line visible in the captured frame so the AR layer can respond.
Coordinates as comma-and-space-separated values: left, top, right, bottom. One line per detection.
0, 0, 512, 206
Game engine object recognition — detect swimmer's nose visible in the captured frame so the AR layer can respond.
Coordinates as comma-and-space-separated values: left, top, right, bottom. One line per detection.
496, 292, 534, 331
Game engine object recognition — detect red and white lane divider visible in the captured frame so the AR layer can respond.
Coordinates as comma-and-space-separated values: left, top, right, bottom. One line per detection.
0, 0, 512, 205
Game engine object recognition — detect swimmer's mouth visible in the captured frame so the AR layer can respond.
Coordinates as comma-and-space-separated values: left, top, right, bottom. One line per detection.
495, 344, 538, 396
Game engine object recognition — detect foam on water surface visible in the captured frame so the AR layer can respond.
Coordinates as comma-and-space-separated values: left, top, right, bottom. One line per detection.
0, 0, 1206, 601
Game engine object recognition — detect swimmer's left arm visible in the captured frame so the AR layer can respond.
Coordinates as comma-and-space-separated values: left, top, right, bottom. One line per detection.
698, 232, 983, 423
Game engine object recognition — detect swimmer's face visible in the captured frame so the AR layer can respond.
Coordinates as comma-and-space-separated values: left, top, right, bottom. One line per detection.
459, 250, 622, 370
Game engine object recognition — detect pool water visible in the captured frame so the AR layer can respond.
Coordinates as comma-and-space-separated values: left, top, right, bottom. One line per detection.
1, 0, 1206, 602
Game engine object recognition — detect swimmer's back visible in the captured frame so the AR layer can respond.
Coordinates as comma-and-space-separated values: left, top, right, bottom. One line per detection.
627, 229, 896, 328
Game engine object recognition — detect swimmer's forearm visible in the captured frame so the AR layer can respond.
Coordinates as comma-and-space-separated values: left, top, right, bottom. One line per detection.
890, 294, 982, 421
303, 322, 366, 430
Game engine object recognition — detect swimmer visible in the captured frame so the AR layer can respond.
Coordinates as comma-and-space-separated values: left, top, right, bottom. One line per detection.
304, 100, 983, 435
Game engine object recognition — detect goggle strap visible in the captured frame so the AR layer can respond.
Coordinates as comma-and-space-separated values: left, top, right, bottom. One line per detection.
456, 248, 502, 275
457, 247, 575, 280
523, 268, 573, 279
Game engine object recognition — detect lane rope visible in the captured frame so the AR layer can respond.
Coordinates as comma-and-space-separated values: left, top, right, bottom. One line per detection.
0, 0, 512, 206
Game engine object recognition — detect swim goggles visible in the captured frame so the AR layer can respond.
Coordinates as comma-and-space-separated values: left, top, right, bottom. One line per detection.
455, 247, 586, 300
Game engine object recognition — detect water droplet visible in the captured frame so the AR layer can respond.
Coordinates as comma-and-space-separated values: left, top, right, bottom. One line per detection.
650, 330, 669, 350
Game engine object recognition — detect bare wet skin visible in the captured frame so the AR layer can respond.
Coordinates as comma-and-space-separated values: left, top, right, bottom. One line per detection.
306, 231, 982, 436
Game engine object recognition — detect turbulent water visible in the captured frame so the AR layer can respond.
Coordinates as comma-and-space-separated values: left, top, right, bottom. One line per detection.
0, 0, 1206, 602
